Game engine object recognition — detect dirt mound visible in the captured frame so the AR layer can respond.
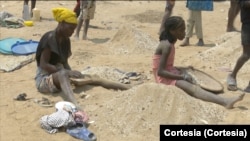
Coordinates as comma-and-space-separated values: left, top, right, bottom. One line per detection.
107, 24, 158, 54
81, 66, 126, 82
122, 10, 163, 23
0, 54, 35, 72
89, 83, 226, 141
181, 32, 250, 74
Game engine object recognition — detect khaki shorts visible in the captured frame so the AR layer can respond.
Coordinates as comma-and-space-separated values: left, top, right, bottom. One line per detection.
36, 74, 59, 93
80, 1, 96, 20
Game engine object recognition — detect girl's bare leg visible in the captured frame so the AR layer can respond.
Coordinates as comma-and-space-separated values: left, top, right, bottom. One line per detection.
176, 80, 245, 109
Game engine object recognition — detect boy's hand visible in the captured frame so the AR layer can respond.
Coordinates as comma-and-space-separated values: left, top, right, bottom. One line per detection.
69, 70, 82, 78
188, 65, 194, 70
74, 110, 89, 123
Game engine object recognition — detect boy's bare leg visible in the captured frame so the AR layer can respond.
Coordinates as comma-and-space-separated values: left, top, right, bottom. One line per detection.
70, 74, 142, 90
30, 0, 36, 17
74, 18, 84, 40
52, 70, 80, 109
226, 0, 240, 32
244, 81, 250, 93
82, 19, 90, 40
70, 74, 94, 86
176, 80, 245, 109
228, 45, 250, 91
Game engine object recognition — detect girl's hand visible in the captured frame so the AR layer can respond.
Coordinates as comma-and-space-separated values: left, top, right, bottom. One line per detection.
183, 73, 196, 84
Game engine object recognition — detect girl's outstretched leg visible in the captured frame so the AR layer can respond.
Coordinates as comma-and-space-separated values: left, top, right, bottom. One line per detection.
176, 80, 245, 109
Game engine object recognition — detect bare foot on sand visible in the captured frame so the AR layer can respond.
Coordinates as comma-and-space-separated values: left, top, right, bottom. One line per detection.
225, 93, 245, 109
226, 27, 239, 32
195, 39, 204, 46
244, 84, 250, 93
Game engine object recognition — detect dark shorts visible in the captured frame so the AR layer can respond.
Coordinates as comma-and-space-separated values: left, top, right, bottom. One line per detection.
241, 23, 250, 46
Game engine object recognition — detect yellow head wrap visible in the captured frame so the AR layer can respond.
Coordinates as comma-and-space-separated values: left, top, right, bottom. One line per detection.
52, 7, 77, 24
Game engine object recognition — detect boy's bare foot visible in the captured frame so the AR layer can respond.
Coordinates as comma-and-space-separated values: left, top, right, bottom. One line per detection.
225, 93, 245, 109
227, 74, 238, 91
244, 85, 250, 93
226, 27, 238, 32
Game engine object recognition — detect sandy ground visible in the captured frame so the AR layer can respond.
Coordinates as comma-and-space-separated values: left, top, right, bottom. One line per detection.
0, 1, 250, 141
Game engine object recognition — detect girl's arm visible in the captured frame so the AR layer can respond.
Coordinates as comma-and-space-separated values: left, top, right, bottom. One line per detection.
157, 44, 184, 80
175, 66, 194, 73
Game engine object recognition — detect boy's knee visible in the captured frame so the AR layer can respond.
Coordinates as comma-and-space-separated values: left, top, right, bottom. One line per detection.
58, 69, 69, 77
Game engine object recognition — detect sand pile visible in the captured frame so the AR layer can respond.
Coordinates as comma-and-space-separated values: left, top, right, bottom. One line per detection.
81, 66, 149, 84
181, 32, 250, 74
89, 83, 226, 141
81, 66, 127, 82
0, 54, 34, 72
107, 24, 158, 55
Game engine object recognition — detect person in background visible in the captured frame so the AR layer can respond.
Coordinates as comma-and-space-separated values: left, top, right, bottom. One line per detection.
227, 0, 250, 92
23, 0, 36, 17
227, 0, 240, 32
152, 16, 245, 109
180, 0, 213, 47
73, 0, 81, 17
159, 0, 175, 35
74, 0, 96, 40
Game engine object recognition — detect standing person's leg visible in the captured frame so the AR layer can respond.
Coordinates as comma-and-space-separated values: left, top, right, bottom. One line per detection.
75, 18, 84, 40
227, 24, 250, 91
159, 0, 175, 35
23, 0, 31, 20
227, 0, 240, 32
180, 10, 194, 46
74, 0, 84, 40
244, 81, 250, 92
194, 10, 204, 46
228, 45, 250, 89
30, 0, 36, 17
82, 1, 96, 40
82, 19, 90, 40
176, 80, 245, 109
74, 0, 81, 17
24, 0, 29, 5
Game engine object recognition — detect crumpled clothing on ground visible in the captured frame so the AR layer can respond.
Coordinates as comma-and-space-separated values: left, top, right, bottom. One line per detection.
40, 109, 75, 134
0, 11, 24, 28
